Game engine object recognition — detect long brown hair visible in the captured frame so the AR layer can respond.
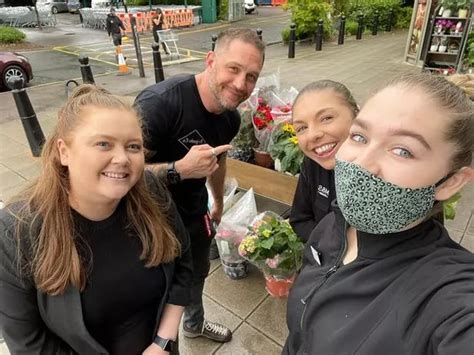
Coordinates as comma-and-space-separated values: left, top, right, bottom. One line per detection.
8, 85, 180, 296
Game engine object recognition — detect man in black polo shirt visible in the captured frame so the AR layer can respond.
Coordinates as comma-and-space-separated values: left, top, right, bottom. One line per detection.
135, 28, 264, 345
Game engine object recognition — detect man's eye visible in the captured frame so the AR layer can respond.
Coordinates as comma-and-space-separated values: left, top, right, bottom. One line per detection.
350, 133, 367, 144
229, 67, 238, 73
392, 148, 414, 159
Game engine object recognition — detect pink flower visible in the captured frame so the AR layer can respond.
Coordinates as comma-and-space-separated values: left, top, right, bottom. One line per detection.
266, 256, 279, 269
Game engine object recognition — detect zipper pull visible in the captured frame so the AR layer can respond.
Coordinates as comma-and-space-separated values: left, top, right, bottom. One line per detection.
325, 265, 337, 278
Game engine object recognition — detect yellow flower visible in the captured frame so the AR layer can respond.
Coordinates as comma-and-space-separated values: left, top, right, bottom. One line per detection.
289, 136, 299, 145
239, 236, 257, 254
282, 123, 296, 135
262, 229, 271, 238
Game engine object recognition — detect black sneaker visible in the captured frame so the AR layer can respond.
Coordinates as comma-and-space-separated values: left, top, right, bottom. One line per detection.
209, 239, 220, 261
182, 320, 232, 343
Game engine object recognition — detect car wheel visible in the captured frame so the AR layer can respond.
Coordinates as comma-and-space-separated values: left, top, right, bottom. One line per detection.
3, 65, 27, 90
51, 6, 58, 14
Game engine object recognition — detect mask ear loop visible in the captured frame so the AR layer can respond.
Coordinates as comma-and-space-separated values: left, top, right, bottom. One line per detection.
434, 171, 456, 188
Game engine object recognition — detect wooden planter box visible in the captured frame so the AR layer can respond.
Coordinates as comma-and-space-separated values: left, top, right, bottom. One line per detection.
227, 158, 298, 206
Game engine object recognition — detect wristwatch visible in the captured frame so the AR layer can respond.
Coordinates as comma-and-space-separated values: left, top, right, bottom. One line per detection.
166, 161, 181, 185
153, 335, 177, 353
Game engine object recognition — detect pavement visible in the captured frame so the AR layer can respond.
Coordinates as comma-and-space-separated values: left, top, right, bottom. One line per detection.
1, 20, 473, 355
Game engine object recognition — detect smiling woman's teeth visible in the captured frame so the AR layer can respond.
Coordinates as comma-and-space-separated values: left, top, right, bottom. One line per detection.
315, 143, 337, 155
102, 172, 127, 179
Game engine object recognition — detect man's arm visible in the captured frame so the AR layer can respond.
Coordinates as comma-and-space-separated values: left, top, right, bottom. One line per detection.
145, 145, 232, 183
207, 154, 227, 224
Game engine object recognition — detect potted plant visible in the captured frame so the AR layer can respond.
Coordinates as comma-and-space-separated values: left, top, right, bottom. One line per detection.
270, 123, 304, 176
440, 0, 457, 17
252, 97, 275, 168
457, 0, 470, 18
230, 101, 258, 162
239, 212, 304, 297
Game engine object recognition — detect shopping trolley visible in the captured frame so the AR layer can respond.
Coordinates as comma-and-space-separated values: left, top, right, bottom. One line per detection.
156, 29, 180, 59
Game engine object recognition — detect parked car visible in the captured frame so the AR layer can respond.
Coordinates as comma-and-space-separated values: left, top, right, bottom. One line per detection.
67, 0, 81, 13
0, 52, 33, 90
37, 0, 68, 14
243, 0, 256, 14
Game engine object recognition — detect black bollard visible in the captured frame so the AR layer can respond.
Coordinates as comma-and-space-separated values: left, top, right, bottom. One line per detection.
386, 8, 394, 32
211, 34, 217, 51
338, 15, 346, 45
288, 23, 296, 58
372, 10, 379, 36
315, 19, 323, 51
78, 56, 95, 84
356, 14, 364, 40
130, 16, 145, 78
152, 43, 165, 83
256, 28, 263, 41
8, 76, 45, 157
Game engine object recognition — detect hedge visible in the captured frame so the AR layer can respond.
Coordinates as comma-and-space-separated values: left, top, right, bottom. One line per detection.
0, 26, 26, 44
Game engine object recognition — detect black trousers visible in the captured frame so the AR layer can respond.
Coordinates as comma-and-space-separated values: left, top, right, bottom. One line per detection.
181, 214, 214, 330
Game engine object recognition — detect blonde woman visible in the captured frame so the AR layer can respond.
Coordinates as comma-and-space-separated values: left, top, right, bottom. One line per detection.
0, 85, 192, 355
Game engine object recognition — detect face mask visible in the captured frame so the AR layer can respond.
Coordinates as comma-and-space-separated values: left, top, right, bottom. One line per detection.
334, 159, 438, 234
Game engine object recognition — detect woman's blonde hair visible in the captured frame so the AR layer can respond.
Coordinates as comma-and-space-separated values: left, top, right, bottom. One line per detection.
8, 85, 179, 295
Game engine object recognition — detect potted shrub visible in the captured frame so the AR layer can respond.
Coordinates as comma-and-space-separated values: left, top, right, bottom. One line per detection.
457, 0, 470, 18
440, 0, 457, 17
239, 212, 304, 297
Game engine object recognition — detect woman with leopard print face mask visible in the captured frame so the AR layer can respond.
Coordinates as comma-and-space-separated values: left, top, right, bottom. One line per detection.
284, 73, 474, 355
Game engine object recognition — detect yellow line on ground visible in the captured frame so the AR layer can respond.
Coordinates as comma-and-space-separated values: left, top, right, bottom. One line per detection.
178, 23, 231, 36
29, 71, 116, 89
53, 47, 118, 67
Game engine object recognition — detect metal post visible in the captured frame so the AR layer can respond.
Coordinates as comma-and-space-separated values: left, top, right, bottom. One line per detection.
8, 77, 45, 157
130, 16, 145, 78
315, 19, 323, 51
211, 34, 217, 51
386, 8, 394, 32
288, 23, 296, 59
256, 28, 263, 41
356, 14, 363, 40
372, 10, 379, 36
78, 56, 95, 84
338, 15, 346, 45
152, 43, 165, 83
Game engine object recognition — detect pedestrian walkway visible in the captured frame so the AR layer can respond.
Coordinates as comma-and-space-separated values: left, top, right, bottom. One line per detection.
0, 30, 473, 355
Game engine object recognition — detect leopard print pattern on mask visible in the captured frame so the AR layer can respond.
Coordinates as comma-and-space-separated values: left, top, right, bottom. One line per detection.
334, 159, 436, 234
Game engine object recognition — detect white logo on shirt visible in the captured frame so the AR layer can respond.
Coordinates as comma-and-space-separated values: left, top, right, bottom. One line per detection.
178, 129, 207, 150
317, 185, 329, 198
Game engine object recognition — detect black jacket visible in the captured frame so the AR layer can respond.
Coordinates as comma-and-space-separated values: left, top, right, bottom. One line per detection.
0, 173, 193, 355
284, 203, 474, 355
106, 13, 124, 35
289, 157, 336, 242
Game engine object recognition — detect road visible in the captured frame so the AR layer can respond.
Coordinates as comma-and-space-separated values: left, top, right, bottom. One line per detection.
8, 7, 290, 89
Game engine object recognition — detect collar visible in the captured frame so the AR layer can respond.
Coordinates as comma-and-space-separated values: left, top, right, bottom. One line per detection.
331, 200, 441, 259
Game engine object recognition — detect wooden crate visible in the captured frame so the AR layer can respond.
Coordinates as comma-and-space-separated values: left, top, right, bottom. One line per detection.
227, 159, 298, 206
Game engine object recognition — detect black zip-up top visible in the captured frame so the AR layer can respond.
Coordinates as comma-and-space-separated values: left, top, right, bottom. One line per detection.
284, 202, 474, 355
289, 157, 336, 242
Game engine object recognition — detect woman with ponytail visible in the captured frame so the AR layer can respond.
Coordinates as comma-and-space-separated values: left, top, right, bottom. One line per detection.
0, 85, 192, 355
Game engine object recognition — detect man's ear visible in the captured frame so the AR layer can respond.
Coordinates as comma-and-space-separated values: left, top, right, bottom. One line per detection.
205, 50, 216, 71
57, 139, 70, 166
435, 167, 474, 201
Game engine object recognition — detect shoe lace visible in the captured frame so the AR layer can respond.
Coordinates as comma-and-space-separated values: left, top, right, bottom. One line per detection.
204, 321, 228, 336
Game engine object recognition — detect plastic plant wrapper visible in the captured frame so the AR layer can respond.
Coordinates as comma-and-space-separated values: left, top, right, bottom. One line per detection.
239, 211, 304, 279
270, 123, 304, 176
215, 189, 258, 277
229, 96, 258, 162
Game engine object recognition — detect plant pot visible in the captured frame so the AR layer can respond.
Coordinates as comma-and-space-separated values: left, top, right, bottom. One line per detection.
458, 9, 468, 18
264, 274, 296, 298
253, 149, 273, 169
439, 45, 448, 52
442, 9, 452, 17
221, 259, 248, 280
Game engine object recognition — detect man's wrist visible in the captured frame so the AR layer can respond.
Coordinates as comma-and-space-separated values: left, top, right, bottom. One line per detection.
174, 159, 188, 180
